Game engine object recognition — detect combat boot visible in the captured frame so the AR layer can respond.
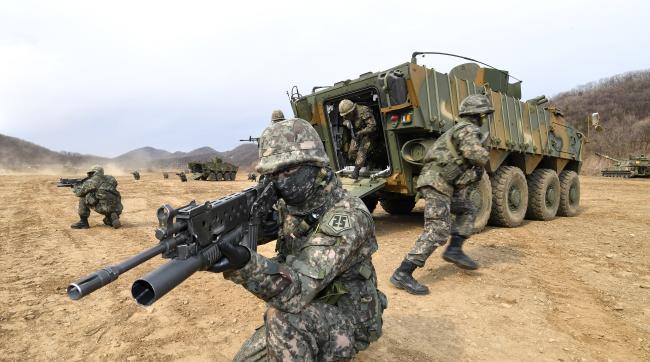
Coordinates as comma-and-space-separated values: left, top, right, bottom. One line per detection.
442, 234, 479, 270
102, 216, 112, 226
390, 260, 429, 295
70, 217, 89, 229
110, 213, 121, 229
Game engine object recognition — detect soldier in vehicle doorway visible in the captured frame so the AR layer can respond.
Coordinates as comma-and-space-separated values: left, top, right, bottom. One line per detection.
390, 94, 493, 295
338, 99, 377, 180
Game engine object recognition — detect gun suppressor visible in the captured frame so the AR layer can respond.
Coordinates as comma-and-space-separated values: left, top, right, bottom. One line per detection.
131, 256, 204, 306
67, 239, 179, 301
67, 268, 119, 300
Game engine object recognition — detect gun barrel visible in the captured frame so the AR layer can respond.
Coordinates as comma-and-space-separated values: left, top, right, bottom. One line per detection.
67, 238, 181, 300
131, 226, 244, 305
131, 255, 205, 306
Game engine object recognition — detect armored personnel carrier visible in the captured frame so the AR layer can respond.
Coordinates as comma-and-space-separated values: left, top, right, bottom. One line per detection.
289, 53, 598, 231
188, 157, 238, 181
596, 153, 650, 178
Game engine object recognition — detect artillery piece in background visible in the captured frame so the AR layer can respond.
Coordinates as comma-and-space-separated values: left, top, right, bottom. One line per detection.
596, 153, 650, 178
188, 157, 238, 181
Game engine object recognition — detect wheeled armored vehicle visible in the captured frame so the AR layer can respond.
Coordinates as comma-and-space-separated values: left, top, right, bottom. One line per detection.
289, 53, 596, 231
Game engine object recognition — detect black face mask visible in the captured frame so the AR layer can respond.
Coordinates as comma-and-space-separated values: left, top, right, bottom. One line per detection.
273, 165, 321, 205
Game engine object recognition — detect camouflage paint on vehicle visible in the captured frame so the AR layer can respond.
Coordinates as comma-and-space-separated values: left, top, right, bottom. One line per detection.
290, 55, 589, 228
596, 153, 650, 178
188, 157, 238, 181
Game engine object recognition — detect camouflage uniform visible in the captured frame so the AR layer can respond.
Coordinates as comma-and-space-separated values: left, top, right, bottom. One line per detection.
340, 100, 377, 179
72, 166, 123, 228
391, 94, 493, 295
406, 119, 488, 265
225, 118, 386, 361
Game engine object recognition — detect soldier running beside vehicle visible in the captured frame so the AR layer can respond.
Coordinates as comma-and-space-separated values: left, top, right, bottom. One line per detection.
213, 117, 386, 360
339, 99, 378, 180
69, 165, 123, 229
390, 94, 493, 295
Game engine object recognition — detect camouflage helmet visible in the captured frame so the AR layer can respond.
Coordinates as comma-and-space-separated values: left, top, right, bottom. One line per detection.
271, 109, 285, 123
256, 118, 329, 174
87, 165, 104, 176
338, 99, 356, 117
459, 94, 494, 116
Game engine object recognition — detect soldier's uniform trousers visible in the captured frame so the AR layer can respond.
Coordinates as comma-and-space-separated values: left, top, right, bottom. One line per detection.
78, 194, 123, 218
233, 302, 358, 362
406, 186, 476, 267
349, 136, 372, 170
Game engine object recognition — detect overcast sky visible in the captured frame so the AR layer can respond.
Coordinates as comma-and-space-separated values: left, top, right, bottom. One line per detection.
0, 0, 648, 157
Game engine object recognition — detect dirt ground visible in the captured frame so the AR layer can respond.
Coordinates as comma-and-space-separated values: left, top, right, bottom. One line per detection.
0, 174, 648, 361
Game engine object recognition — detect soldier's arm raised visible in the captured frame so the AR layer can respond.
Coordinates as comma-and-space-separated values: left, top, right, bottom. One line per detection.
223, 207, 372, 313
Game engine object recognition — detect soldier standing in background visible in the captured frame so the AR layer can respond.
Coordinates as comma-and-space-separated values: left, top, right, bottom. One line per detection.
270, 109, 285, 123
176, 171, 187, 182
338, 99, 377, 180
212, 118, 386, 361
131, 170, 140, 180
390, 94, 493, 295
70, 165, 123, 229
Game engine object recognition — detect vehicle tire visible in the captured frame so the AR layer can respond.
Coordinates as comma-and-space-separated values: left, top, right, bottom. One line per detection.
467, 172, 492, 233
380, 195, 416, 215
216, 172, 223, 181
526, 169, 560, 220
362, 195, 379, 214
489, 166, 528, 227
557, 170, 580, 217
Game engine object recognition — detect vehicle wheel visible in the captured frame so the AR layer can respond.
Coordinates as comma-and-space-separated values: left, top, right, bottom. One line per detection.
557, 170, 580, 216
526, 168, 560, 220
489, 166, 528, 227
362, 195, 379, 214
467, 172, 492, 233
380, 195, 416, 215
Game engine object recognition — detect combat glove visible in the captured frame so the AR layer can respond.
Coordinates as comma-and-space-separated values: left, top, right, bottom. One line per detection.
208, 240, 251, 273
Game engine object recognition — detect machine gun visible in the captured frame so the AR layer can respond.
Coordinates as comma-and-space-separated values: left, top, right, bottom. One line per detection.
240, 136, 260, 144
67, 180, 278, 306
57, 177, 88, 188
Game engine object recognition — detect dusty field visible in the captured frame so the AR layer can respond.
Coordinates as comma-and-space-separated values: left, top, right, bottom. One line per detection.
0, 174, 648, 361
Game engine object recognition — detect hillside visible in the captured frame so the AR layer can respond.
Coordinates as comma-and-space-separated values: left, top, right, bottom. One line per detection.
551, 69, 650, 173
0, 133, 258, 173
0, 133, 107, 171
113, 147, 173, 169
221, 143, 259, 170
